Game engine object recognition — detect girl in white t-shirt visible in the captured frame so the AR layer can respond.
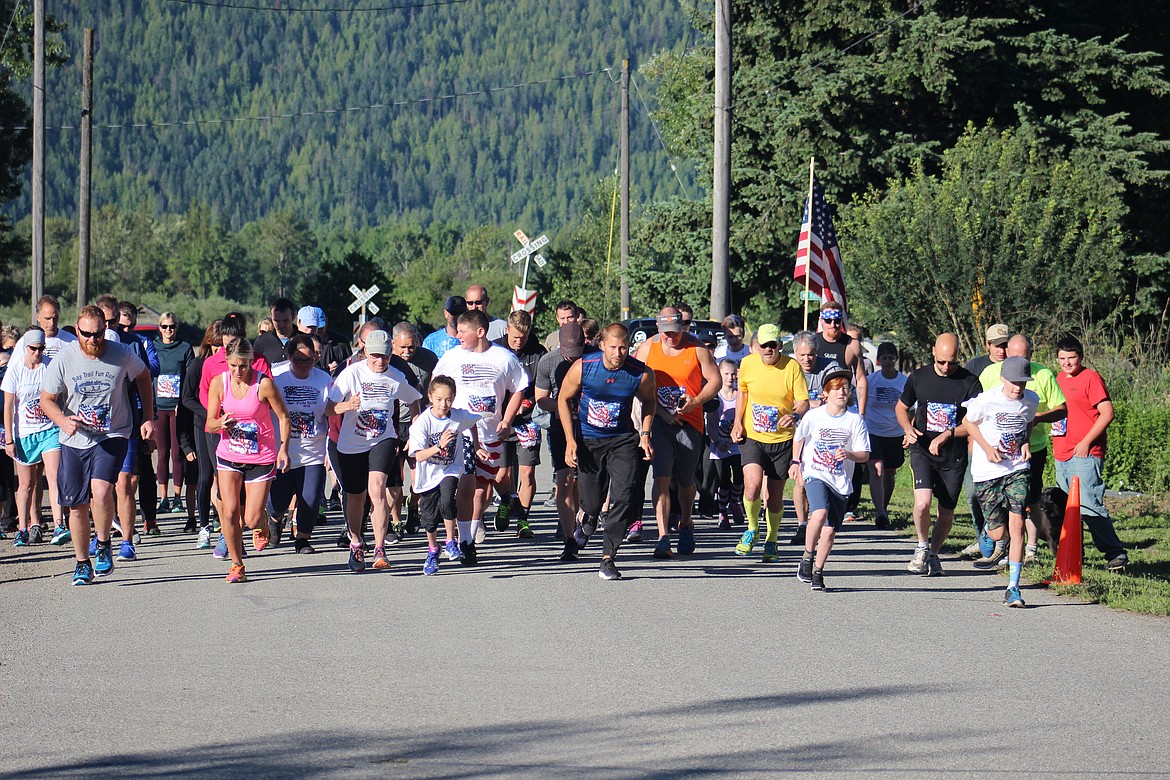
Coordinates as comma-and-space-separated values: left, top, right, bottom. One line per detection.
706, 358, 744, 530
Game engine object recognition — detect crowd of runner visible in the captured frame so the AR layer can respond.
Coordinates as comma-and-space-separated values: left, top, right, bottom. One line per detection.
0, 289, 1129, 607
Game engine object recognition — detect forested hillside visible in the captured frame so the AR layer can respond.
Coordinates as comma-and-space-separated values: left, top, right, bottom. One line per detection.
11, 0, 690, 229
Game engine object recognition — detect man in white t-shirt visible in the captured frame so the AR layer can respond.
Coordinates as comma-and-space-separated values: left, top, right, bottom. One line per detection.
432, 310, 528, 563
34, 295, 78, 364
863, 342, 908, 528
963, 356, 1039, 608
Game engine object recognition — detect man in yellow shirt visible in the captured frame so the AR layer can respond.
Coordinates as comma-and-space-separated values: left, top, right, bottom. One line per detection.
731, 324, 810, 563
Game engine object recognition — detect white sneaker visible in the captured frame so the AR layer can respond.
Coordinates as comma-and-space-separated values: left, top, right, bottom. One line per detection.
196, 526, 212, 549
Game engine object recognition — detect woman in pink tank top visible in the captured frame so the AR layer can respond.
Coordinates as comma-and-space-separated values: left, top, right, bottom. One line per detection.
207, 337, 290, 582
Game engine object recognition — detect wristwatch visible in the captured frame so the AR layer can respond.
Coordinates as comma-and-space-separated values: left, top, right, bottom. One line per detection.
640, 430, 651, 437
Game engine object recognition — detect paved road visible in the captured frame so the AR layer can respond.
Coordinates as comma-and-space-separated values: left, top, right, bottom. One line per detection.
2, 458, 1169, 779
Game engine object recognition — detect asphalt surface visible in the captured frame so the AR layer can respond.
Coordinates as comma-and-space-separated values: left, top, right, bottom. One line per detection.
2, 457, 1169, 779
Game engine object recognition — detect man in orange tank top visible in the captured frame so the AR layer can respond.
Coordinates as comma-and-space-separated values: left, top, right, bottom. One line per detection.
633, 308, 722, 559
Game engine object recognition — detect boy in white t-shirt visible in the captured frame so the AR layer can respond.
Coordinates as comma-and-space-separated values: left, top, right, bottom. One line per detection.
408, 375, 485, 575
963, 356, 1039, 608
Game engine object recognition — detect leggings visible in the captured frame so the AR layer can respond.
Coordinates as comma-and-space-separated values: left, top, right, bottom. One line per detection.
153, 409, 183, 486
194, 428, 218, 527
270, 464, 325, 537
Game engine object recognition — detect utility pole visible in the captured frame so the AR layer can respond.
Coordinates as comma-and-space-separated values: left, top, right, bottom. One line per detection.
31, 0, 45, 313
710, 0, 732, 320
619, 58, 630, 320
78, 28, 94, 309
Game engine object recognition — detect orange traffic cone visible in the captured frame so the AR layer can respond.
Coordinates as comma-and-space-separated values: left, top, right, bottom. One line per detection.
1052, 476, 1083, 584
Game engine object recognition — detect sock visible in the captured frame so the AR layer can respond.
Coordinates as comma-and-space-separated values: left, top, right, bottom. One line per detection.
457, 520, 471, 544
764, 509, 780, 543
1026, 544, 1038, 556
802, 550, 813, 560
1008, 560, 1023, 589
429, 545, 439, 553
470, 517, 485, 541
744, 498, 761, 533
916, 542, 929, 550
813, 567, 823, 574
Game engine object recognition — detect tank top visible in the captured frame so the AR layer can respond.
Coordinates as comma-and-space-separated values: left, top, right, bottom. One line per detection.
215, 371, 277, 465
578, 354, 646, 440
815, 332, 851, 372
645, 339, 705, 432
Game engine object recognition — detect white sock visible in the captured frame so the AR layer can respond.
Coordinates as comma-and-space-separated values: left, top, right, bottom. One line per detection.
457, 520, 471, 544
470, 517, 485, 540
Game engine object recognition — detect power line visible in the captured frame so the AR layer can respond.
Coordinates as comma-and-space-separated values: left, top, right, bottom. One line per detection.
630, 73, 691, 199
1, 67, 614, 131
162, 0, 471, 13
0, 0, 23, 56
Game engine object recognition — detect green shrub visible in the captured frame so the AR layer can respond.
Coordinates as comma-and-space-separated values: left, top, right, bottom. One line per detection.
1104, 400, 1170, 494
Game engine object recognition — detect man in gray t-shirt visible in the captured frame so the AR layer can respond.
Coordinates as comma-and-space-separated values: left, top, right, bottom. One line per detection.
40, 306, 153, 585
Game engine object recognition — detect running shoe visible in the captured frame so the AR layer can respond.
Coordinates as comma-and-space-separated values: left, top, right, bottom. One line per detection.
717, 513, 731, 531
225, 564, 247, 583
387, 522, 404, 545
734, 529, 757, 556
182, 520, 197, 534
573, 523, 590, 552
348, 544, 366, 572
173, 497, 186, 514
72, 559, 94, 586
973, 541, 1007, 570
797, 556, 813, 583
253, 525, 271, 552
581, 511, 600, 538
50, 524, 71, 546
13, 529, 29, 547
197, 526, 213, 549
336, 530, 350, 549
761, 541, 779, 563
874, 514, 890, 530
926, 552, 945, 577
372, 546, 391, 570
213, 534, 229, 560
444, 540, 462, 562
977, 530, 995, 559
405, 501, 420, 535
559, 537, 579, 562
668, 513, 681, 533
1106, 555, 1129, 572
28, 525, 44, 544
94, 543, 115, 576
516, 515, 534, 539
959, 541, 983, 560
730, 503, 746, 525
907, 546, 929, 575
624, 521, 643, 544
116, 541, 136, 561
144, 522, 161, 536
598, 558, 622, 580
677, 527, 696, 555
494, 494, 512, 532
267, 515, 284, 549
133, 532, 141, 546
843, 512, 857, 524
88, 535, 98, 556
294, 538, 316, 554
810, 570, 827, 591
110, 521, 123, 538
459, 540, 478, 566
1003, 586, 1025, 608
1024, 549, 1038, 567
788, 525, 806, 545
423, 550, 440, 576
652, 536, 673, 559
156, 498, 172, 515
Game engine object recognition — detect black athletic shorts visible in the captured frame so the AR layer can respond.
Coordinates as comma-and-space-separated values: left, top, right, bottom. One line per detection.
338, 438, 401, 494
739, 437, 793, 482
418, 475, 459, 533
870, 435, 906, 471
909, 448, 965, 511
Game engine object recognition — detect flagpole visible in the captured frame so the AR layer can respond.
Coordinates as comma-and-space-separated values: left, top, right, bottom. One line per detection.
802, 156, 816, 331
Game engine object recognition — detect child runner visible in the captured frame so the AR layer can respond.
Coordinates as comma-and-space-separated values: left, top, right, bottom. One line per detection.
790, 369, 871, 591
962, 356, 1039, 608
706, 358, 744, 531
408, 375, 486, 574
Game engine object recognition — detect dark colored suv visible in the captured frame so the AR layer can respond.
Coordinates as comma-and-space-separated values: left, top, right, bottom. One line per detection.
622, 318, 726, 349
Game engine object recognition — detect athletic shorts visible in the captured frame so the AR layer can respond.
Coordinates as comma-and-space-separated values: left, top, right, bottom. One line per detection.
1027, 450, 1046, 506
58, 438, 129, 507
909, 448, 965, 511
507, 421, 542, 468
739, 437, 793, 482
547, 424, 569, 473
650, 420, 703, 486
869, 434, 906, 471
465, 433, 505, 484
418, 475, 459, 533
216, 457, 277, 484
15, 428, 60, 466
338, 438, 400, 494
803, 477, 849, 529
120, 435, 140, 475
974, 469, 1030, 534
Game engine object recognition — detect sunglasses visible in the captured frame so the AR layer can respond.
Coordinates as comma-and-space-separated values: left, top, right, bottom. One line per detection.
77, 327, 105, 339
820, 314, 843, 323
159, 324, 176, 330
27, 344, 44, 351
935, 359, 959, 366
465, 299, 487, 306
290, 355, 315, 365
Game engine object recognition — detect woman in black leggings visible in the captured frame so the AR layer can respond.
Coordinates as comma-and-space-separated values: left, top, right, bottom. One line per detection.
182, 320, 222, 549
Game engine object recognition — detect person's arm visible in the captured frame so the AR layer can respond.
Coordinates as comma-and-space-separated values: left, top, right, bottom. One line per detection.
787, 432, 805, 481
731, 384, 748, 443
534, 386, 556, 415
3, 392, 15, 458
558, 361, 583, 467
326, 374, 360, 417
143, 337, 160, 378
1035, 402, 1066, 424
206, 375, 229, 434
497, 391, 525, 436
896, 401, 919, 445
182, 359, 205, 416
963, 413, 1000, 463
635, 368, 658, 461
135, 367, 155, 442
1076, 399, 1114, 458
847, 341, 868, 415
40, 389, 81, 437
259, 376, 291, 470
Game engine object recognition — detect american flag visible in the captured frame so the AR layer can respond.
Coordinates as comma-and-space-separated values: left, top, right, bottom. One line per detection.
794, 176, 847, 315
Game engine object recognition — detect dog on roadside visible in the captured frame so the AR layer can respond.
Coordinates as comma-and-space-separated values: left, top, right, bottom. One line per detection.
1032, 485, 1068, 556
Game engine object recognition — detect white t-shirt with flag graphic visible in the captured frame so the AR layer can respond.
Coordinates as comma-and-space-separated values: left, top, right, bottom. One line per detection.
432, 344, 528, 445
794, 405, 871, 496
1, 361, 55, 438
273, 367, 331, 467
408, 408, 480, 493
964, 387, 1039, 483
328, 360, 421, 455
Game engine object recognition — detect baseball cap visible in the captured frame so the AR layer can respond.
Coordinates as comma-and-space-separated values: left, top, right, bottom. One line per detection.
756, 323, 781, 346
985, 323, 1010, 346
822, 367, 853, 386
876, 341, 898, 358
656, 312, 683, 333
1000, 355, 1033, 383
445, 295, 467, 317
364, 329, 390, 356
297, 306, 326, 328
558, 322, 585, 359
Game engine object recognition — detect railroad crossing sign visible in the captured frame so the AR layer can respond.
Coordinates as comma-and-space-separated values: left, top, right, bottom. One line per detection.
510, 228, 551, 312
347, 283, 380, 324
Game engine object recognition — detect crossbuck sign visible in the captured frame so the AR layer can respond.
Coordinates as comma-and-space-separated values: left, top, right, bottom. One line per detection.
347, 283, 380, 324
510, 229, 549, 313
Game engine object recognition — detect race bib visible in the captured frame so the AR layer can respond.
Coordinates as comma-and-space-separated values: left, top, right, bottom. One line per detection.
356, 408, 389, 440
585, 398, 624, 430
157, 373, 181, 399
657, 385, 684, 412
289, 411, 317, 440
78, 403, 112, 433
926, 402, 957, 433
751, 404, 780, 433
228, 420, 261, 455
515, 421, 541, 450
1051, 418, 1067, 437
24, 399, 49, 425
467, 395, 497, 415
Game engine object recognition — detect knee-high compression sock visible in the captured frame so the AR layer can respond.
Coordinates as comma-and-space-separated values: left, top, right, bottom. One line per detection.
765, 508, 781, 543
744, 499, 761, 533
1008, 560, 1023, 589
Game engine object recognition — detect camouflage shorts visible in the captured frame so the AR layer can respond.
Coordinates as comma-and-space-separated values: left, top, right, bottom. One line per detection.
974, 469, 1030, 534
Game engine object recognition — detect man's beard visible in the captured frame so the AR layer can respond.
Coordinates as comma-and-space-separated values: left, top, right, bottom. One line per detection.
80, 339, 104, 358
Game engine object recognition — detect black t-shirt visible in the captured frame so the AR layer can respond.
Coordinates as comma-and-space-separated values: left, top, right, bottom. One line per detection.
254, 331, 290, 366
815, 332, 852, 372
965, 353, 993, 376
899, 365, 981, 463
493, 334, 547, 420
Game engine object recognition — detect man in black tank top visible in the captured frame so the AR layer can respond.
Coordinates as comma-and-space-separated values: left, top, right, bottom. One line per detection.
815, 302, 867, 416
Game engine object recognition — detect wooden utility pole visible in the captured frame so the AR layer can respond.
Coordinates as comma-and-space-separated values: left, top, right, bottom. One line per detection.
710, 0, 732, 320
619, 58, 630, 320
78, 28, 94, 308
31, 0, 45, 313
